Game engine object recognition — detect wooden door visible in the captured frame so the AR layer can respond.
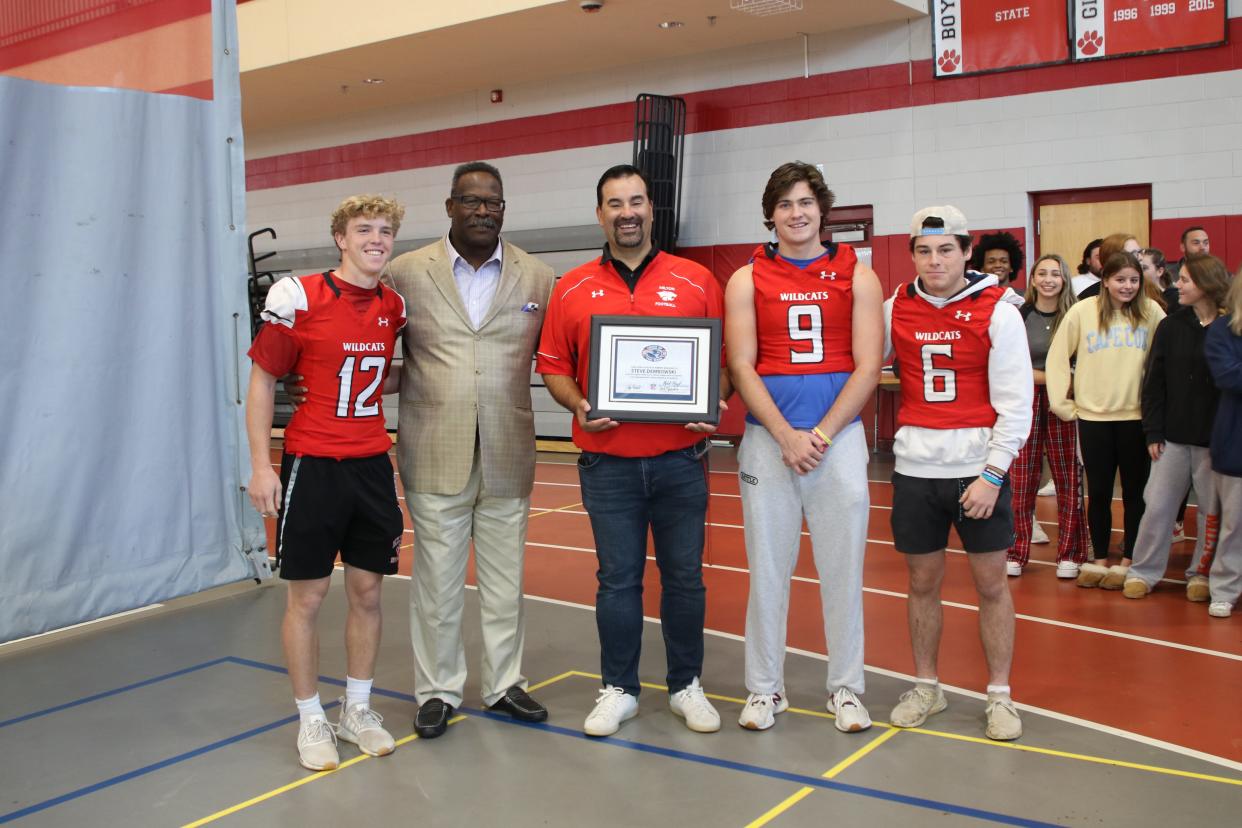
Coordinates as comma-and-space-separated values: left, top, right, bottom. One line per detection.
1037, 198, 1150, 264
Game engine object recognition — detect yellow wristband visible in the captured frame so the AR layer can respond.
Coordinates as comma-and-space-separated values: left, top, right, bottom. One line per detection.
812, 427, 832, 447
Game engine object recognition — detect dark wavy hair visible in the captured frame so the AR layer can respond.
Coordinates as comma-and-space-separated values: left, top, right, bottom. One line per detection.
761, 161, 835, 232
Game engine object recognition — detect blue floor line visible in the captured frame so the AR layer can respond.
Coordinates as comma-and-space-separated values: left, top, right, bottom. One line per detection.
459, 708, 1061, 828
0, 657, 232, 729
0, 707, 340, 825
2, 655, 1057, 827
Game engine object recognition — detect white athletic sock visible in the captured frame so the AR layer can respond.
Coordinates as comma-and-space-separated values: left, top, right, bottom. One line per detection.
345, 676, 373, 710
916, 677, 939, 687
295, 693, 325, 723
987, 684, 1012, 698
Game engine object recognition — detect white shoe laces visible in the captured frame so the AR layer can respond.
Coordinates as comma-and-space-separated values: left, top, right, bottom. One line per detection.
344, 704, 385, 733
899, 684, 937, 709
676, 683, 715, 717
746, 694, 772, 709
299, 717, 338, 747
987, 696, 1019, 719
592, 686, 630, 715
833, 687, 861, 712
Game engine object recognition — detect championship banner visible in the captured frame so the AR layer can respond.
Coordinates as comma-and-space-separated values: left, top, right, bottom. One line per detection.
933, 0, 1070, 77
1072, 0, 1226, 60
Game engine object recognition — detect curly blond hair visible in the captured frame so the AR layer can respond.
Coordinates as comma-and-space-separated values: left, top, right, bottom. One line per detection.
330, 194, 405, 240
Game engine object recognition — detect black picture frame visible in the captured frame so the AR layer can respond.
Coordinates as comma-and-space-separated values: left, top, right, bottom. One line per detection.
586, 315, 722, 424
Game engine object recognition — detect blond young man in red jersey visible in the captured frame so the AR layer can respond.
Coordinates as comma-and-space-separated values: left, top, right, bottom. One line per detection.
883, 206, 1032, 741
247, 195, 407, 770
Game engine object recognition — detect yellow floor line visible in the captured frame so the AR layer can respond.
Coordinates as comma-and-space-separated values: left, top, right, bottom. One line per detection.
904, 726, 1242, 787
563, 671, 1242, 787
526, 670, 578, 693
743, 786, 815, 827
180, 715, 468, 827
823, 726, 901, 778
527, 501, 583, 520
747, 727, 902, 826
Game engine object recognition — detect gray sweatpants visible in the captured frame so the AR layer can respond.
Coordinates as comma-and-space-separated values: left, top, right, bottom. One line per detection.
1128, 442, 1215, 587
738, 421, 868, 696
1210, 472, 1242, 607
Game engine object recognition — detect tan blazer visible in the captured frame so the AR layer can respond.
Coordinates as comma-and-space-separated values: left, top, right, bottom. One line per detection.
386, 239, 555, 498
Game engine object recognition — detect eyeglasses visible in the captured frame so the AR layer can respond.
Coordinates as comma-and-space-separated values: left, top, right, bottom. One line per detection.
451, 194, 505, 212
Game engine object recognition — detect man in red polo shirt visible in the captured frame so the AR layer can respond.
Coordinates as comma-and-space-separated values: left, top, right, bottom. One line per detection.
246, 194, 407, 770
537, 164, 729, 737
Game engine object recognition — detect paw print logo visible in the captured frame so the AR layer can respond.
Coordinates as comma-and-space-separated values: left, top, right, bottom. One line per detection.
1077, 30, 1103, 56
937, 49, 960, 73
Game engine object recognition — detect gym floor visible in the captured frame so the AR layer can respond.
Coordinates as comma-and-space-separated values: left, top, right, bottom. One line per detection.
2, 445, 1239, 827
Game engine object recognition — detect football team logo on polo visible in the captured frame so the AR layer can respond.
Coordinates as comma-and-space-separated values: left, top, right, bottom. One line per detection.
641, 344, 667, 362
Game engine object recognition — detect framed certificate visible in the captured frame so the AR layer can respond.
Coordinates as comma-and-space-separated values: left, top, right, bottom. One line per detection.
587, 315, 722, 424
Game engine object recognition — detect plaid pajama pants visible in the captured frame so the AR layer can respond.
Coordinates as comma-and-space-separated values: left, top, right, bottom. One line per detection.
1007, 385, 1091, 567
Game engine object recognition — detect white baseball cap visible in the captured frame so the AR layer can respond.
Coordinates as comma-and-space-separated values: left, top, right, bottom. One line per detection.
910, 205, 969, 238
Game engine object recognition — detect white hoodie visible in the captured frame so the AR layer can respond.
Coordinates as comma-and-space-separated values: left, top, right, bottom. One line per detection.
882, 272, 1034, 478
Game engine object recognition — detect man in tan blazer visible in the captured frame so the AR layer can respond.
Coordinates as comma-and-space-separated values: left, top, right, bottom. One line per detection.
387, 162, 555, 739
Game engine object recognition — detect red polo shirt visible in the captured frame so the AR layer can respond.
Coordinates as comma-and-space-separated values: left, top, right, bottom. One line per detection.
536, 250, 724, 457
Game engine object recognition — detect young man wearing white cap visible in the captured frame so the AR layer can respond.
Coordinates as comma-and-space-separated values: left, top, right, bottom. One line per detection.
882, 206, 1033, 741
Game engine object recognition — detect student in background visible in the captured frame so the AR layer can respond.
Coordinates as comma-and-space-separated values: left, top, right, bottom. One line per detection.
1006, 254, 1091, 579
1202, 268, 1242, 619
1047, 252, 1166, 589
1124, 254, 1228, 601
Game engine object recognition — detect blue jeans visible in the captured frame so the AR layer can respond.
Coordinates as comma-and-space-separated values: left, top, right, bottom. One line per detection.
577, 440, 710, 696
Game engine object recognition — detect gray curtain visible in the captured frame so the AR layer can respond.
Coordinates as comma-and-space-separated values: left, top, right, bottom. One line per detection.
0, 0, 268, 642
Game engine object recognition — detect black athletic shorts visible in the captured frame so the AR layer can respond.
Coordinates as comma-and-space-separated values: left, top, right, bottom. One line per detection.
890, 471, 1014, 554
276, 452, 403, 580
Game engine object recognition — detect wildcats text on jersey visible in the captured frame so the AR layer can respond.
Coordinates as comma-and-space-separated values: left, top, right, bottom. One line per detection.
778, 291, 833, 302
249, 271, 406, 459
751, 242, 858, 376
890, 281, 1000, 431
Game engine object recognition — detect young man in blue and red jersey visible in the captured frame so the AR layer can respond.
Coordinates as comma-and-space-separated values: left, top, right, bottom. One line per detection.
724, 162, 882, 733
883, 206, 1032, 741
537, 164, 729, 737
246, 195, 407, 770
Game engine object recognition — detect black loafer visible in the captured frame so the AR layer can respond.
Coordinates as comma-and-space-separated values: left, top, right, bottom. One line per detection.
487, 686, 548, 723
413, 698, 453, 739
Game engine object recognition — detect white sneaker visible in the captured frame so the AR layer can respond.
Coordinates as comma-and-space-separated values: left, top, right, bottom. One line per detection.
1056, 560, 1080, 579
738, 691, 788, 731
584, 685, 638, 736
1208, 602, 1232, 618
1005, 560, 1022, 577
296, 716, 339, 771
890, 683, 947, 728
669, 677, 721, 733
1172, 521, 1187, 543
337, 700, 395, 757
1031, 521, 1050, 544
827, 687, 872, 733
985, 693, 1023, 741
1037, 480, 1056, 497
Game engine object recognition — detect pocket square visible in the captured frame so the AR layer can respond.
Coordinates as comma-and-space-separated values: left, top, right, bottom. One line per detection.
521, 302, 540, 313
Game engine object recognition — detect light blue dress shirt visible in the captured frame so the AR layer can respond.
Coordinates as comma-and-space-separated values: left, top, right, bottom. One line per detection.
445, 235, 503, 329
